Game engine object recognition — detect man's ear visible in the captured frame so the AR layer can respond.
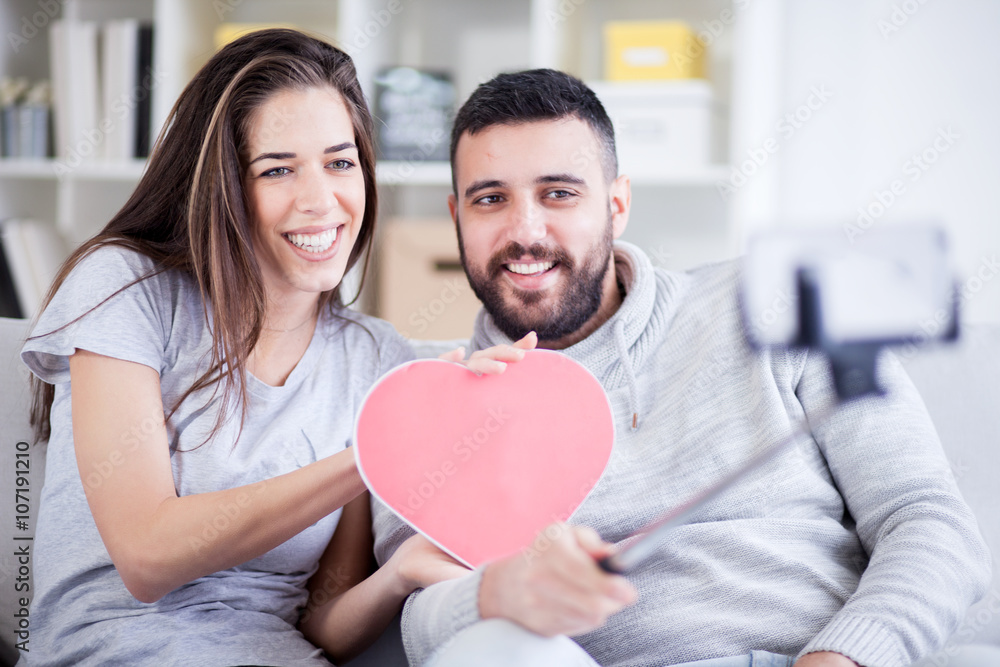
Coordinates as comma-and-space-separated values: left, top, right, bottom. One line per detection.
448, 193, 458, 228
609, 174, 631, 240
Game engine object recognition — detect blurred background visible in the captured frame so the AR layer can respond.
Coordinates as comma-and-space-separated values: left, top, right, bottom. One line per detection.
0, 0, 996, 339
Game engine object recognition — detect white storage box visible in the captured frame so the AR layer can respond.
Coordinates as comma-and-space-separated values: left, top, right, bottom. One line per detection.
588, 80, 713, 177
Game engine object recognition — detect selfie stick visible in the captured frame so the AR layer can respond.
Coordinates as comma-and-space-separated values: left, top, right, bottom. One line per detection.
598, 268, 908, 575
597, 402, 841, 574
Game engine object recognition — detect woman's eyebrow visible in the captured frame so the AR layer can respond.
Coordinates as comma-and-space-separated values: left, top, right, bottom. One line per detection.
249, 142, 357, 165
249, 151, 294, 165
325, 142, 357, 154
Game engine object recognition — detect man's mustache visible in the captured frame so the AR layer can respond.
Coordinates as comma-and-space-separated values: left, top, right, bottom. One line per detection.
487, 243, 574, 277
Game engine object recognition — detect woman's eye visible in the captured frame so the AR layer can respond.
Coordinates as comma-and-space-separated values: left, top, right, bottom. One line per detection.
329, 159, 355, 171
260, 167, 291, 178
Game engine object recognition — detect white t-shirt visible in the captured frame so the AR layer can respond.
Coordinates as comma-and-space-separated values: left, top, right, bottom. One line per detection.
20, 245, 412, 666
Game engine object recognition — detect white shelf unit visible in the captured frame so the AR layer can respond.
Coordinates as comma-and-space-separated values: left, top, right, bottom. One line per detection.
0, 0, 753, 287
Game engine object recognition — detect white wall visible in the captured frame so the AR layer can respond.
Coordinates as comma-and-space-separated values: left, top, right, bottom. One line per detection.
733, 0, 1000, 323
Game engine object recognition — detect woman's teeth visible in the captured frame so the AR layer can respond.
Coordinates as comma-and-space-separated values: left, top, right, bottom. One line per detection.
506, 261, 555, 275
286, 228, 338, 253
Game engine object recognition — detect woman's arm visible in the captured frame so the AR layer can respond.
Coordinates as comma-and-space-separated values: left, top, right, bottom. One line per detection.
299, 494, 469, 663
70, 349, 366, 603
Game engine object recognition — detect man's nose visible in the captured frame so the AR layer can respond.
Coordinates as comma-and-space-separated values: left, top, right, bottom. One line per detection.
505, 199, 546, 246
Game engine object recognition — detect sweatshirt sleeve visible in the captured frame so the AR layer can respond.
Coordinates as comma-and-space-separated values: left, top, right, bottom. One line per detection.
795, 349, 992, 667
400, 570, 484, 666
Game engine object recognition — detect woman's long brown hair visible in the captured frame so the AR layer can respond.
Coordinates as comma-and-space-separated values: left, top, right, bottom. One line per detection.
28, 29, 379, 444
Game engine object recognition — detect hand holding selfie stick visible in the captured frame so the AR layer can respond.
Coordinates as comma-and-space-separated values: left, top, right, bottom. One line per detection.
599, 229, 958, 575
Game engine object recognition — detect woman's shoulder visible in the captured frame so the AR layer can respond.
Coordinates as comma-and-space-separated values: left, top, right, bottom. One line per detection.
321, 307, 414, 371
24, 243, 198, 383
66, 243, 188, 297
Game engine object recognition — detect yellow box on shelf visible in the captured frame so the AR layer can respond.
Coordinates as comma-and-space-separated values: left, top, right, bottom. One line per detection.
214, 23, 298, 51
604, 21, 706, 81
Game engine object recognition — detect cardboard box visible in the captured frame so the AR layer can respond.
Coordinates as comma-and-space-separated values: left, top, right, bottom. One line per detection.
379, 219, 481, 341
589, 79, 713, 176
604, 21, 706, 81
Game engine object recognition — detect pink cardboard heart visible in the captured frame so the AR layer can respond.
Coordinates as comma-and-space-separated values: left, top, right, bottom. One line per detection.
355, 349, 614, 567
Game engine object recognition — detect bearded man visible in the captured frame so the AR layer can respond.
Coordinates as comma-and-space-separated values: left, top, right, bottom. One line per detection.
372, 69, 990, 667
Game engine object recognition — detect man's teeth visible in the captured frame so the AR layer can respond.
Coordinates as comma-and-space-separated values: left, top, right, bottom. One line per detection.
506, 261, 555, 275
286, 228, 338, 253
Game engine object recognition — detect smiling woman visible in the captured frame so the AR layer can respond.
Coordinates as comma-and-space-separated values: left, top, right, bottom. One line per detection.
13, 29, 501, 667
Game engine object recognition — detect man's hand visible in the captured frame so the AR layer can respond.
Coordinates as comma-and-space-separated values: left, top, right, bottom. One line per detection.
438, 332, 537, 375
478, 523, 637, 637
794, 651, 860, 667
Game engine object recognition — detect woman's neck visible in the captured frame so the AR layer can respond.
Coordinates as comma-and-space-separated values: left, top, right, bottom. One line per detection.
249, 294, 321, 387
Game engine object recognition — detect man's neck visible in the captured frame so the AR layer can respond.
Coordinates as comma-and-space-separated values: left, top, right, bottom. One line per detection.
538, 255, 623, 351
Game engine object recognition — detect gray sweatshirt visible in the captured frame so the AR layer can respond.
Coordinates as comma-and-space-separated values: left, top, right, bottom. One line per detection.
372, 241, 990, 667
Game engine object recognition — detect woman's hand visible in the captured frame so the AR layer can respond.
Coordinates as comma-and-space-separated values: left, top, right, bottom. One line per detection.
390, 534, 471, 595
438, 331, 538, 375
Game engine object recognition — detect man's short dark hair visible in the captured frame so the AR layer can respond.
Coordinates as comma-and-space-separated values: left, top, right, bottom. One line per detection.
449, 69, 618, 191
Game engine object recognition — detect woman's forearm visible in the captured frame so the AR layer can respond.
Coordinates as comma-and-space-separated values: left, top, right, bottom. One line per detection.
120, 448, 366, 602
300, 559, 411, 663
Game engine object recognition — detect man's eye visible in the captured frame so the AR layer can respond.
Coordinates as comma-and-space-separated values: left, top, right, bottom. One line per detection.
260, 167, 291, 178
548, 190, 573, 199
476, 194, 503, 205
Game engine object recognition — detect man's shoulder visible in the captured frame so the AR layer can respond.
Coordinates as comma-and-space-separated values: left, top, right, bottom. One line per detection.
650, 256, 743, 317
678, 256, 743, 287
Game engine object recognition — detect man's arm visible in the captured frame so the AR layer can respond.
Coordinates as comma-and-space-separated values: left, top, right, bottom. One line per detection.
795, 349, 992, 666
396, 523, 635, 666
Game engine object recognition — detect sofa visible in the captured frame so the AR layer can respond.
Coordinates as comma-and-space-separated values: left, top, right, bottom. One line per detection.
1, 315, 998, 667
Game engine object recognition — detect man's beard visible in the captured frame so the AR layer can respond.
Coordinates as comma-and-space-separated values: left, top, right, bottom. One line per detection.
457, 215, 614, 343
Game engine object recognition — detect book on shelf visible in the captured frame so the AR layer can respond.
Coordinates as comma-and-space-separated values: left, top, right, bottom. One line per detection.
0, 230, 22, 318
135, 24, 154, 159
49, 19, 155, 165
49, 20, 99, 163
0, 219, 69, 319
102, 20, 139, 162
